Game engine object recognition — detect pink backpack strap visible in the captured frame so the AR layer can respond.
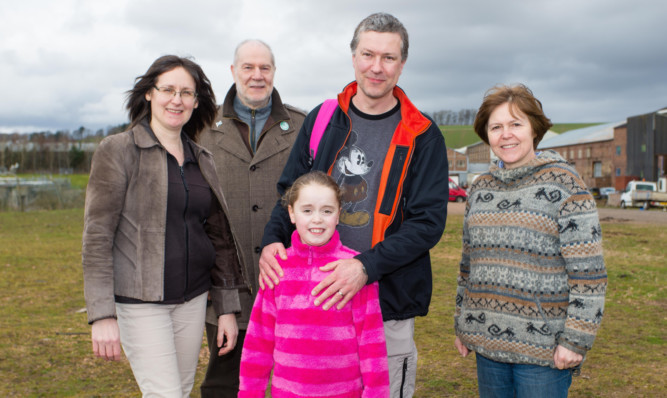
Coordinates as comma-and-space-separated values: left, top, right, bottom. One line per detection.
310, 99, 338, 159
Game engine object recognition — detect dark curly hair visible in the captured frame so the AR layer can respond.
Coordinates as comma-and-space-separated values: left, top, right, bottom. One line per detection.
125, 55, 216, 141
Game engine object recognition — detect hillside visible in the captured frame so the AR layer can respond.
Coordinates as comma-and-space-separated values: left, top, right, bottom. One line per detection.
440, 123, 602, 149
548, 123, 603, 133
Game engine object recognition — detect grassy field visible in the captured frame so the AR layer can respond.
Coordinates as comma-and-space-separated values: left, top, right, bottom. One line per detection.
440, 123, 602, 149
0, 208, 664, 397
12, 174, 89, 190
548, 123, 603, 134
439, 125, 480, 149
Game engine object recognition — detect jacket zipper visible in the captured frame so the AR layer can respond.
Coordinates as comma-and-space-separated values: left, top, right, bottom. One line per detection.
180, 165, 190, 295
382, 147, 414, 240
250, 109, 257, 152
379, 147, 408, 215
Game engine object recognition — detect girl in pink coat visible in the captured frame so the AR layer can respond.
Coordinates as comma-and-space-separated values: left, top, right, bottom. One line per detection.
239, 171, 389, 397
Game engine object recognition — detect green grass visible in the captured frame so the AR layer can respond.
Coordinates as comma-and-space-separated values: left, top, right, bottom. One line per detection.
439, 125, 478, 149
12, 173, 90, 190
63, 174, 89, 190
549, 123, 603, 134
439, 123, 603, 150
0, 209, 664, 396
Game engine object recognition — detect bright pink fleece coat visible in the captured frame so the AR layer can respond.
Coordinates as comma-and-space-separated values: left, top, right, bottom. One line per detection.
239, 230, 389, 397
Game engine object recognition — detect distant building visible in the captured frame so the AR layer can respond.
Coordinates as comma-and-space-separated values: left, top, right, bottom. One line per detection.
538, 108, 667, 191
447, 147, 468, 184
444, 109, 667, 192
611, 123, 630, 191
624, 108, 667, 185
538, 122, 623, 189
464, 141, 493, 186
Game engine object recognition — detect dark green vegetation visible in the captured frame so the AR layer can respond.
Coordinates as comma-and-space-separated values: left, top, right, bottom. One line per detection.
0, 209, 664, 396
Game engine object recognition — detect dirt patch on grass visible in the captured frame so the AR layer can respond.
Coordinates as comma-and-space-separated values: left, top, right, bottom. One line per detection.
597, 207, 667, 225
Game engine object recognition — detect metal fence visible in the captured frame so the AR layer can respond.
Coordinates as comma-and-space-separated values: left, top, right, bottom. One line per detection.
0, 176, 84, 211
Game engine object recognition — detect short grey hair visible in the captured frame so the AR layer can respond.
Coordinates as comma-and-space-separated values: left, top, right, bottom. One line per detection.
233, 39, 275, 67
350, 13, 409, 61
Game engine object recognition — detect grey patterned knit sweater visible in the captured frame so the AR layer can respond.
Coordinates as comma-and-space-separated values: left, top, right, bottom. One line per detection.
454, 150, 607, 367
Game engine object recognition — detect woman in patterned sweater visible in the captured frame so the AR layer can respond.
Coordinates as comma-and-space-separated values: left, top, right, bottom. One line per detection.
454, 84, 607, 398
239, 171, 389, 397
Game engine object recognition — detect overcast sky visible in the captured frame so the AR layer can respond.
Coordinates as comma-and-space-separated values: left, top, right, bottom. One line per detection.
2, 0, 666, 134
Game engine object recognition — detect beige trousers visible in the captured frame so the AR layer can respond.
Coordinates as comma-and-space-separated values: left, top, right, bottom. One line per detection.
116, 292, 207, 398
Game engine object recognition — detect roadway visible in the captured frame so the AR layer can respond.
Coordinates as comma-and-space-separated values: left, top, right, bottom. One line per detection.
447, 202, 667, 225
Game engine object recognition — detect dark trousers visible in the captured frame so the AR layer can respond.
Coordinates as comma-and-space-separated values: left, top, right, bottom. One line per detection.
200, 323, 246, 398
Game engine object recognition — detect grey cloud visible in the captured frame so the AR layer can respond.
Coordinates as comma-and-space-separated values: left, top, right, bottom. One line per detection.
1, 0, 666, 132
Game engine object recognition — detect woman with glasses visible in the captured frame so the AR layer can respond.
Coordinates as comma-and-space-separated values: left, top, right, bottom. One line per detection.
82, 55, 245, 397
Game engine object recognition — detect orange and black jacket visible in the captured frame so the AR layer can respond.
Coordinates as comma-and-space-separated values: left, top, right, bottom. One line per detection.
262, 82, 449, 321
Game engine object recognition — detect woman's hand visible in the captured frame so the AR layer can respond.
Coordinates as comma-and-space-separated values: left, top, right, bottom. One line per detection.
216, 314, 239, 356
454, 337, 470, 357
91, 318, 122, 361
553, 345, 583, 369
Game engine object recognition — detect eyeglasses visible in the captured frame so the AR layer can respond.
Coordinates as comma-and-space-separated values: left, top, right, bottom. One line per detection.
153, 86, 197, 101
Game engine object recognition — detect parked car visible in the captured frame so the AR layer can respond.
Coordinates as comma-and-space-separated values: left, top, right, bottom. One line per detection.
599, 187, 616, 199
590, 187, 601, 200
619, 179, 667, 209
449, 178, 467, 202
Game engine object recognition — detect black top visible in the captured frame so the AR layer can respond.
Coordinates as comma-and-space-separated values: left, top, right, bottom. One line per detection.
116, 133, 215, 304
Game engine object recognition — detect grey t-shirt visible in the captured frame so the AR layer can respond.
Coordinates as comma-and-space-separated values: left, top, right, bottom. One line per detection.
331, 100, 401, 252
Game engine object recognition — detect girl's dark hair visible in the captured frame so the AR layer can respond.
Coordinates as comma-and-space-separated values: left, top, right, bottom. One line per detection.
473, 84, 553, 150
125, 55, 216, 141
282, 171, 342, 209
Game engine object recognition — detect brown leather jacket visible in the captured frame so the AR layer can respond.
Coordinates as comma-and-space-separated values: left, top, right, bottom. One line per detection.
82, 121, 244, 324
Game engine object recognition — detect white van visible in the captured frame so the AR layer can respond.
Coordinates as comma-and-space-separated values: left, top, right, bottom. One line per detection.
620, 179, 667, 209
